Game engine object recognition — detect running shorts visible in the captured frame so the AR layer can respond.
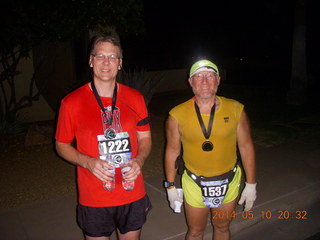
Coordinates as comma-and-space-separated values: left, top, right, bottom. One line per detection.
182, 166, 242, 208
77, 194, 152, 237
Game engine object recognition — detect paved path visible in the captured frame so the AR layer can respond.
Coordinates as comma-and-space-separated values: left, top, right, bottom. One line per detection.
1, 133, 319, 240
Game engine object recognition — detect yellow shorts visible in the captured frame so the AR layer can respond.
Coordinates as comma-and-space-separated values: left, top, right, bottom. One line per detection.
182, 166, 242, 208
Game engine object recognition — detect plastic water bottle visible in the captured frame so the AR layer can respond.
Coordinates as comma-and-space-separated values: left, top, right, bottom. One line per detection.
121, 157, 134, 191
102, 155, 115, 191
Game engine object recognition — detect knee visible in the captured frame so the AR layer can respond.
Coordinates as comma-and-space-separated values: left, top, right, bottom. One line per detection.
187, 229, 204, 239
187, 226, 205, 239
213, 221, 230, 234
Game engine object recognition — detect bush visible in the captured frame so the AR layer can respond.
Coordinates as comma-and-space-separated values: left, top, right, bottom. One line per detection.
119, 67, 164, 106
0, 114, 28, 140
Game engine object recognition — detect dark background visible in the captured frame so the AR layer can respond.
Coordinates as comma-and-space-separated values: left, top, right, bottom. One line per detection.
121, 0, 318, 88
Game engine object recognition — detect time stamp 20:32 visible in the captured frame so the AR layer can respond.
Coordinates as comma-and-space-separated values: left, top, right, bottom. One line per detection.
212, 210, 308, 220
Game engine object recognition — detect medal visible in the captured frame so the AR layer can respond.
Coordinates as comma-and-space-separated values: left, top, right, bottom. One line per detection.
202, 141, 214, 151
104, 128, 116, 139
195, 101, 216, 152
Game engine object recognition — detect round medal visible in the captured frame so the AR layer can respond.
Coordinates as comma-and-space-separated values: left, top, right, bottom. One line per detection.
202, 141, 214, 151
114, 155, 122, 164
104, 128, 116, 139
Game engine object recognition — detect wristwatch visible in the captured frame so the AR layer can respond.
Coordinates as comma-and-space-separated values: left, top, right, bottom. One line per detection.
164, 181, 175, 188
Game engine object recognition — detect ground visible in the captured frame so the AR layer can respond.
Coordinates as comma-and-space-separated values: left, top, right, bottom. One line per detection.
0, 116, 166, 210
1, 89, 319, 210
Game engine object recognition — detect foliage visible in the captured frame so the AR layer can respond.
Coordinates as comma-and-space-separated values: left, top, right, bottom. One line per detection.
0, 113, 28, 140
118, 67, 165, 106
0, 0, 144, 122
0, 0, 144, 54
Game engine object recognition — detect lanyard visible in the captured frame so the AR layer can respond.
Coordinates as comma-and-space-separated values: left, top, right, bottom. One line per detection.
91, 81, 117, 126
194, 101, 216, 139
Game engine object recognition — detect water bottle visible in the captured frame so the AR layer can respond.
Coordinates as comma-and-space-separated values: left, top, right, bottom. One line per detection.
121, 156, 134, 191
102, 155, 115, 191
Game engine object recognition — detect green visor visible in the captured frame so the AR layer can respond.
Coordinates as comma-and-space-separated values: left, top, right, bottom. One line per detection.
190, 60, 219, 77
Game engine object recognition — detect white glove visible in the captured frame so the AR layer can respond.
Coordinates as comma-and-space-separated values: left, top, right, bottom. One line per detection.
166, 187, 183, 211
238, 182, 257, 211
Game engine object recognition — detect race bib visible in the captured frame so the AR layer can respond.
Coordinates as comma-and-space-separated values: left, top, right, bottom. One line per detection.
97, 132, 132, 167
200, 178, 229, 208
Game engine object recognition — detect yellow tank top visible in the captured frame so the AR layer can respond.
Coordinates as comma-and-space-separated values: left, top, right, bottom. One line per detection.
169, 96, 244, 177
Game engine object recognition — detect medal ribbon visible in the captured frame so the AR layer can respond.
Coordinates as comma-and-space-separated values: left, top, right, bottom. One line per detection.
91, 81, 117, 126
194, 101, 216, 139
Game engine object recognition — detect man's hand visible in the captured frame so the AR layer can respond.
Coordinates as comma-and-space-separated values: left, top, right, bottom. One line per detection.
55, 141, 115, 182
238, 182, 257, 211
166, 187, 183, 210
121, 158, 142, 182
86, 157, 115, 182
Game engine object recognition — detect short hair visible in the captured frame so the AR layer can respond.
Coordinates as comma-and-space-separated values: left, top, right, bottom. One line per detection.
89, 34, 123, 57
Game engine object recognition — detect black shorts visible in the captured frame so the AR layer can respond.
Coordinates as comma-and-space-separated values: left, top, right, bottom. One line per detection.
77, 195, 152, 237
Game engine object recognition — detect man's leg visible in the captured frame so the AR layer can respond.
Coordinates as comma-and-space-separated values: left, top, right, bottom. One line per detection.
117, 229, 141, 240
116, 195, 151, 240
77, 205, 113, 240
210, 198, 237, 240
185, 201, 210, 240
85, 235, 110, 240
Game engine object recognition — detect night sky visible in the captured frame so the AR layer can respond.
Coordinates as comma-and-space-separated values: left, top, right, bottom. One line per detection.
121, 0, 317, 86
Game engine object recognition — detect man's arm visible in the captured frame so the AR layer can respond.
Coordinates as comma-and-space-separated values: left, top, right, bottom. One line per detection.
124, 130, 152, 181
165, 115, 181, 183
55, 141, 114, 182
135, 130, 152, 167
237, 110, 256, 183
164, 115, 183, 210
237, 110, 257, 211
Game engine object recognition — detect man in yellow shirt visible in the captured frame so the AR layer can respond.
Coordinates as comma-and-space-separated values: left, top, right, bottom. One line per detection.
164, 59, 256, 240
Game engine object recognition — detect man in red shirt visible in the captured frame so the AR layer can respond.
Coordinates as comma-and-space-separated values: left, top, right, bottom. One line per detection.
55, 34, 152, 240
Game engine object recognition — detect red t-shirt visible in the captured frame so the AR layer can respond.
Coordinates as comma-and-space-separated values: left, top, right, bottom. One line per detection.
55, 83, 150, 207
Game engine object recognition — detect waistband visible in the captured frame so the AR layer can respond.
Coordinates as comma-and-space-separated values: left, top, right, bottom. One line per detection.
186, 165, 238, 186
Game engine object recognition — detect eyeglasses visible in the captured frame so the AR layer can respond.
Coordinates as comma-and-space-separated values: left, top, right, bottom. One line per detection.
193, 72, 217, 80
92, 54, 120, 63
